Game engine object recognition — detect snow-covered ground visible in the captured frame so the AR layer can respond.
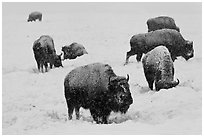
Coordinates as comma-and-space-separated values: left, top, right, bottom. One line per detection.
2, 3, 202, 134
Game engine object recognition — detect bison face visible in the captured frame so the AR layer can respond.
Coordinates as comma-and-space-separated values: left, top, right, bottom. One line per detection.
61, 46, 73, 60
155, 79, 180, 91
108, 75, 133, 113
53, 53, 63, 67
182, 41, 194, 60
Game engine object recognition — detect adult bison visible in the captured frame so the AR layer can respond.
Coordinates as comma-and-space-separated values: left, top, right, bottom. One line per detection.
64, 63, 133, 124
61, 42, 88, 60
33, 35, 63, 73
142, 46, 179, 91
147, 16, 180, 32
27, 11, 42, 22
125, 29, 194, 64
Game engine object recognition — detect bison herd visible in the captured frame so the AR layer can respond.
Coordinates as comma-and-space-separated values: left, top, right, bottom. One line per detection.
30, 14, 194, 124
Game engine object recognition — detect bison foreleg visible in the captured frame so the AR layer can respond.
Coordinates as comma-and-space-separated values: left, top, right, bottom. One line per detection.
44, 62, 48, 72
75, 106, 80, 120
37, 62, 40, 71
136, 53, 143, 62
67, 103, 74, 120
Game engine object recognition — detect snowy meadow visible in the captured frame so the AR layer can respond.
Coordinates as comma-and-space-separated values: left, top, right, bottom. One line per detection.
2, 2, 202, 134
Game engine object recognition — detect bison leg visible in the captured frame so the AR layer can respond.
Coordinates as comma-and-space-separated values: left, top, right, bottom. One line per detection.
49, 63, 53, 69
90, 109, 101, 124
136, 53, 143, 62
44, 62, 48, 72
67, 102, 74, 120
75, 106, 80, 120
40, 63, 44, 73
155, 71, 162, 91
125, 50, 136, 65
37, 62, 40, 71
144, 69, 154, 90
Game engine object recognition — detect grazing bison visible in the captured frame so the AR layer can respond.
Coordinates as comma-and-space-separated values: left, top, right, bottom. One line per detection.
147, 16, 180, 32
61, 42, 88, 60
33, 35, 63, 73
64, 63, 133, 124
27, 11, 42, 22
142, 46, 179, 91
125, 29, 194, 64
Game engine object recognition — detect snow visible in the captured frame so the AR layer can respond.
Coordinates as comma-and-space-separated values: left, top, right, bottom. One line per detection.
2, 3, 202, 134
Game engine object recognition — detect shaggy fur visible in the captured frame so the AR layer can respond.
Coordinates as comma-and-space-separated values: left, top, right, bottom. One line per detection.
125, 29, 194, 64
27, 11, 42, 22
33, 35, 63, 73
142, 46, 179, 91
64, 63, 133, 124
61, 42, 88, 60
147, 16, 180, 32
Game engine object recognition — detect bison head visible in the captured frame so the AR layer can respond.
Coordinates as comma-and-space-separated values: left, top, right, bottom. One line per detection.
155, 79, 180, 91
182, 41, 194, 60
53, 53, 63, 67
108, 74, 133, 113
61, 46, 74, 60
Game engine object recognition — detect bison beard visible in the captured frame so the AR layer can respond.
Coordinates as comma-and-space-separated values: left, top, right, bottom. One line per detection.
64, 63, 133, 124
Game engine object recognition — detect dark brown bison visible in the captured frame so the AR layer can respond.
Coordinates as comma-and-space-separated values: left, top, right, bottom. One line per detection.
27, 11, 42, 22
147, 16, 180, 32
61, 42, 88, 60
64, 63, 133, 124
125, 29, 194, 64
142, 46, 179, 91
33, 35, 63, 73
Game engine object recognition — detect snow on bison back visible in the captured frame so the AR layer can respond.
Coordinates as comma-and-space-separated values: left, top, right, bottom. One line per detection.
142, 46, 179, 91
64, 63, 133, 124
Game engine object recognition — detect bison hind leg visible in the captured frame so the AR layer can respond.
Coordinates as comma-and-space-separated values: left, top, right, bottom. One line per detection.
67, 102, 74, 120
144, 69, 155, 90
75, 106, 80, 120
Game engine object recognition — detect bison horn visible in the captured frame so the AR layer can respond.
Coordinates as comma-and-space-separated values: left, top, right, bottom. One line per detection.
126, 74, 129, 82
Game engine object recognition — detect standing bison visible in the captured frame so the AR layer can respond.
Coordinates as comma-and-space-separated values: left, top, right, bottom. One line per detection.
125, 29, 194, 64
33, 35, 63, 73
61, 42, 88, 60
64, 63, 133, 124
147, 16, 180, 32
27, 11, 42, 22
142, 46, 179, 91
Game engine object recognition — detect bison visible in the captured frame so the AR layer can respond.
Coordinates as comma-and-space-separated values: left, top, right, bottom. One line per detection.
33, 35, 63, 73
125, 29, 194, 64
64, 63, 133, 124
61, 42, 88, 60
147, 16, 180, 32
27, 11, 42, 22
142, 46, 179, 91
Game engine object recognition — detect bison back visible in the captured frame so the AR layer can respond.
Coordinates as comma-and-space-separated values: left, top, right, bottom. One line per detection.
64, 63, 116, 101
